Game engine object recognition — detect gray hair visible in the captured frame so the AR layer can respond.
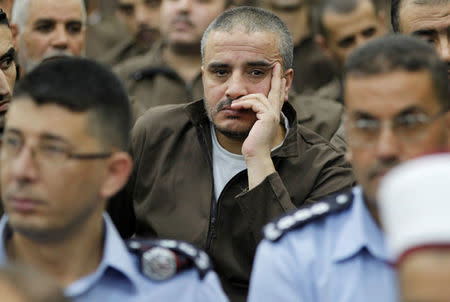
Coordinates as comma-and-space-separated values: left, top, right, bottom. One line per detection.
201, 6, 294, 70
12, 0, 87, 33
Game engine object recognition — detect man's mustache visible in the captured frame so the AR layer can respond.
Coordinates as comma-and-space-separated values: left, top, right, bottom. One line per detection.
367, 160, 399, 180
216, 98, 233, 112
171, 15, 194, 27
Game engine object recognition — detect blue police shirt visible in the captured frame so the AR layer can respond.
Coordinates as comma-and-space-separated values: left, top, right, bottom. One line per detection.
0, 214, 229, 302
248, 186, 398, 302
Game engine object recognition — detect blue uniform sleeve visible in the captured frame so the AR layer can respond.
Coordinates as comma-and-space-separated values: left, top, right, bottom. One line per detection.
194, 271, 229, 302
248, 237, 313, 302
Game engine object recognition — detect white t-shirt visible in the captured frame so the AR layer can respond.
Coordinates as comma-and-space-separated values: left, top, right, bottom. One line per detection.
211, 114, 290, 201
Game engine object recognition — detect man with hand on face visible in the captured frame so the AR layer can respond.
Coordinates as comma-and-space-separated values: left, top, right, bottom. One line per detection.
248, 35, 450, 302
391, 0, 449, 81
0, 57, 228, 302
11, 0, 86, 75
100, 0, 161, 67
117, 7, 354, 301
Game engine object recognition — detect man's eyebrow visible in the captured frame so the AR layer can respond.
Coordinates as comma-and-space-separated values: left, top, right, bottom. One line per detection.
350, 111, 376, 120
395, 105, 425, 117
246, 61, 272, 68
412, 29, 437, 36
207, 62, 229, 69
34, 18, 55, 24
0, 48, 15, 61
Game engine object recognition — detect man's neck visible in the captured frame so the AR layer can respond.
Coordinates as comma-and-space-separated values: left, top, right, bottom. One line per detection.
363, 194, 382, 228
162, 45, 202, 84
215, 123, 286, 155
6, 212, 104, 288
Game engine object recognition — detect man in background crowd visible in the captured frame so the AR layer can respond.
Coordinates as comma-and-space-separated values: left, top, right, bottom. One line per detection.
11, 0, 87, 75
100, 0, 161, 67
314, 0, 387, 102
248, 35, 449, 301
391, 0, 449, 80
115, 0, 229, 118
263, 0, 336, 95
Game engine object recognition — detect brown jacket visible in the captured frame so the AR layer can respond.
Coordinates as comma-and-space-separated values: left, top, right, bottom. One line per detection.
290, 93, 345, 150
99, 35, 152, 67
292, 37, 336, 95
114, 42, 203, 118
125, 100, 354, 301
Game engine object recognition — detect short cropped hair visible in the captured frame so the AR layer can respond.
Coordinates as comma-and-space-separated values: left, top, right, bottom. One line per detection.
13, 57, 132, 150
201, 6, 293, 70
391, 0, 449, 33
344, 34, 449, 110
316, 0, 378, 37
11, 0, 87, 33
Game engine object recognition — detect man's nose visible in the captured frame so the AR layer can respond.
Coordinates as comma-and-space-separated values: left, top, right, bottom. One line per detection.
51, 25, 69, 49
375, 124, 401, 161
176, 0, 193, 12
225, 72, 247, 100
136, 4, 150, 26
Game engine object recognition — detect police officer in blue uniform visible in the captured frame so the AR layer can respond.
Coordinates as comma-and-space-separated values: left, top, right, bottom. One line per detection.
0, 57, 228, 302
248, 35, 450, 302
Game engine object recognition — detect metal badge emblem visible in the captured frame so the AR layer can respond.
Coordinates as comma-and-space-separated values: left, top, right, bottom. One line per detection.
142, 247, 177, 281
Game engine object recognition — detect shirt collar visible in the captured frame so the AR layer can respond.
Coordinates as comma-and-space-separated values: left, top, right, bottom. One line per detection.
0, 214, 145, 297
332, 186, 391, 263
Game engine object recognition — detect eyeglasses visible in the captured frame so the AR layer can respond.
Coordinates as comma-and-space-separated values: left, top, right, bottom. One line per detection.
345, 110, 447, 148
0, 133, 112, 166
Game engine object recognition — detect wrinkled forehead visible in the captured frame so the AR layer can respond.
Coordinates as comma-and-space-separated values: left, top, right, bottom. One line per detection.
27, 0, 84, 23
399, 0, 450, 31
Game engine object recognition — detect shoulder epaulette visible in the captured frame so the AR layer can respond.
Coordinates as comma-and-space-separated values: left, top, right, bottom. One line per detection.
127, 238, 212, 281
263, 190, 354, 242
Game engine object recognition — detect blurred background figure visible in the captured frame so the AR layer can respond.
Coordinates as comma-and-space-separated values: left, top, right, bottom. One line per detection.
115, 0, 229, 119
0, 265, 69, 302
262, 0, 336, 95
378, 154, 450, 302
99, 0, 161, 67
313, 0, 387, 102
0, 0, 13, 18
11, 0, 87, 75
391, 0, 449, 81
85, 0, 129, 60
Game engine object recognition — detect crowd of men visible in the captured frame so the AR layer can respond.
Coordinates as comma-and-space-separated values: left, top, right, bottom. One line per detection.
0, 0, 447, 301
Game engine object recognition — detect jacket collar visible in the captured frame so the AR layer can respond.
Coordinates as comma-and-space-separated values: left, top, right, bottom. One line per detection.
332, 186, 392, 263
184, 99, 300, 158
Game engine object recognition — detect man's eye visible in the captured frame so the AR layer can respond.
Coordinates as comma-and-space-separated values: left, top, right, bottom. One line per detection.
396, 114, 427, 129
39, 144, 67, 158
250, 69, 265, 76
4, 137, 22, 150
118, 4, 135, 15
354, 119, 379, 131
213, 69, 228, 77
338, 36, 355, 48
66, 22, 82, 35
0, 57, 13, 70
362, 27, 377, 38
35, 22, 55, 33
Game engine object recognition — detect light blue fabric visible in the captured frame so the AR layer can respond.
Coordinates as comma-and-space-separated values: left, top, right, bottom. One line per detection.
248, 186, 398, 302
0, 214, 228, 302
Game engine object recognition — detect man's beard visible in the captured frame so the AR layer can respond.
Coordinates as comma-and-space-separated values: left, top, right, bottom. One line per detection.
204, 97, 251, 140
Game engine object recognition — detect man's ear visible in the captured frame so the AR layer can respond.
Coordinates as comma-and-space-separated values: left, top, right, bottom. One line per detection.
315, 34, 332, 59
283, 68, 294, 102
100, 152, 133, 200
11, 23, 19, 51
